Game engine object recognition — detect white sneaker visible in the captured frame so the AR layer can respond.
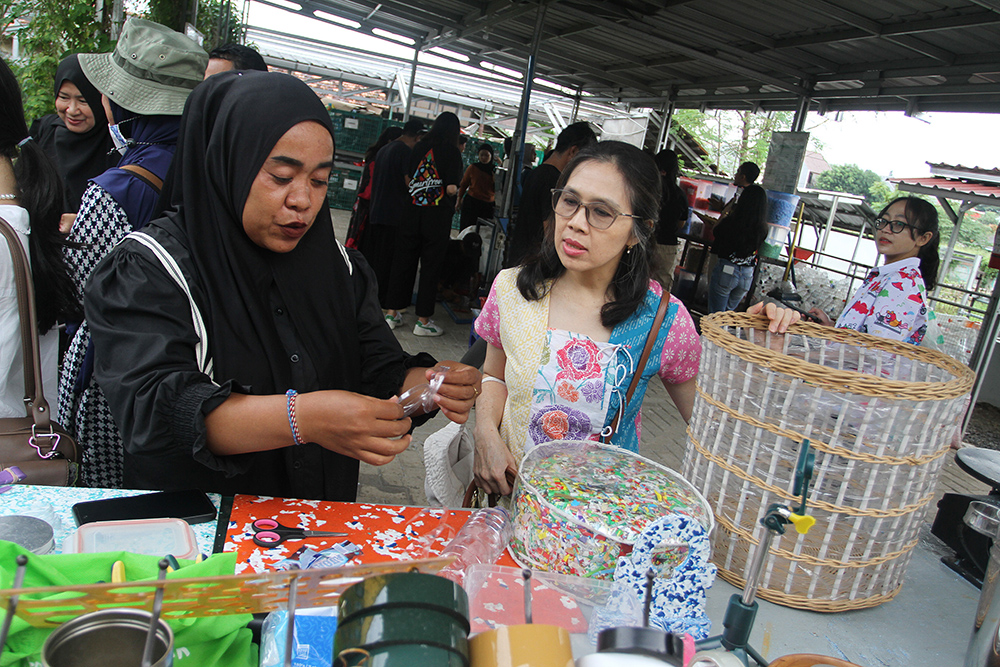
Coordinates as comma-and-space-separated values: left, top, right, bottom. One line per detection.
413, 320, 444, 337
385, 312, 403, 329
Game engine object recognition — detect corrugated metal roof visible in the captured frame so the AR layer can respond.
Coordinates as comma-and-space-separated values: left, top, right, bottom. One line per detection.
889, 177, 1000, 198
889, 176, 1000, 206
248, 26, 633, 128
251, 0, 1000, 113
928, 163, 1000, 180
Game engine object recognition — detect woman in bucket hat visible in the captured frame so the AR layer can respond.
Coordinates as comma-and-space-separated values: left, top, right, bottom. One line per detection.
58, 18, 207, 488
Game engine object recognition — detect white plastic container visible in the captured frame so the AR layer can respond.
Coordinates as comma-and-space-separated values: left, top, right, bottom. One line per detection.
62, 518, 199, 560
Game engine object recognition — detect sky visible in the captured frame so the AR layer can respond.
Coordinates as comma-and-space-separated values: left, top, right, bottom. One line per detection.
247, 2, 1000, 181
805, 111, 1000, 180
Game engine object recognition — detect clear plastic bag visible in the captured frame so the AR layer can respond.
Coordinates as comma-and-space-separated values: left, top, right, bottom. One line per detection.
397, 366, 449, 417
259, 607, 338, 667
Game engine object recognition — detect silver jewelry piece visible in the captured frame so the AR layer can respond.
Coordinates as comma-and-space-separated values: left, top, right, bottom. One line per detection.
0, 194, 17, 200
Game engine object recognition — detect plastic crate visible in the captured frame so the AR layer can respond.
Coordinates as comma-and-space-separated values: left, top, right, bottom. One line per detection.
462, 139, 503, 167
327, 167, 364, 210
329, 110, 385, 156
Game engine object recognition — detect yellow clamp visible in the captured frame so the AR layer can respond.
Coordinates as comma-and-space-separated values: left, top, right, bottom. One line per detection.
788, 513, 815, 535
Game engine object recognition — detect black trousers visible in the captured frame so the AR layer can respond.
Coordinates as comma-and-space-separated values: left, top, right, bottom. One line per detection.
359, 223, 398, 308
459, 195, 494, 230
386, 205, 452, 317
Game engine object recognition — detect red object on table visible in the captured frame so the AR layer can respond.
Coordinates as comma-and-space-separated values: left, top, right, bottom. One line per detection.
224, 495, 516, 574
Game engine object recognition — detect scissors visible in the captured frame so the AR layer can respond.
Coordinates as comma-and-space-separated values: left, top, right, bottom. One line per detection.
250, 518, 347, 548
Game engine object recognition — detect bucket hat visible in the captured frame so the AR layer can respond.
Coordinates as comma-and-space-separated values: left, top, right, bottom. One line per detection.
78, 18, 207, 116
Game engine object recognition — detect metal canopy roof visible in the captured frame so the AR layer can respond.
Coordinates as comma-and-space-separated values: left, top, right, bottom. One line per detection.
247, 25, 628, 128
253, 0, 1000, 114
890, 162, 1000, 206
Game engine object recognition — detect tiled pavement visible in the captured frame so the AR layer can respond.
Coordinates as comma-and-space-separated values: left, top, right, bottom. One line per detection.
329, 211, 991, 513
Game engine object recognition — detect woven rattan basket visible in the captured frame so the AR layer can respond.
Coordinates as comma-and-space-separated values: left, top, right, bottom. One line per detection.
682, 312, 974, 612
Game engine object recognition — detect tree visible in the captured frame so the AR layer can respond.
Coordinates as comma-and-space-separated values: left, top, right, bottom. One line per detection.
672, 108, 794, 175
145, 0, 244, 49
8, 0, 244, 123
867, 181, 900, 211
814, 163, 882, 198
6, 0, 113, 122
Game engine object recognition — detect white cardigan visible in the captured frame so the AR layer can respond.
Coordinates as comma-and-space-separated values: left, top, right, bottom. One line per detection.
0, 204, 59, 418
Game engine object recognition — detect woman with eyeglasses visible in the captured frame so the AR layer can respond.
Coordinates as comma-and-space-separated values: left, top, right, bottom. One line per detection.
471, 141, 703, 496
807, 196, 939, 345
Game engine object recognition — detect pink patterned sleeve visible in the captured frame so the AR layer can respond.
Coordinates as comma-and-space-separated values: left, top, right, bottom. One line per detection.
474, 276, 503, 350
658, 295, 701, 384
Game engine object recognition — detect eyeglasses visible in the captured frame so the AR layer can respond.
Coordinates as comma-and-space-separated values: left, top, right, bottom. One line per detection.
873, 217, 918, 234
551, 189, 641, 230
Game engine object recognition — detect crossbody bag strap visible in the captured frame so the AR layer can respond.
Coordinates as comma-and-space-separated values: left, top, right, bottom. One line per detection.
602, 290, 671, 442
126, 231, 213, 379
119, 164, 163, 194
0, 214, 52, 428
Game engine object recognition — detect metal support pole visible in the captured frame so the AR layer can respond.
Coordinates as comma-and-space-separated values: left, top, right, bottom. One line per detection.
655, 101, 675, 152
782, 202, 807, 283
499, 1, 546, 220
933, 197, 971, 300
845, 218, 867, 297
791, 93, 810, 132
403, 38, 422, 122
570, 85, 582, 123
818, 195, 840, 252
964, 285, 1000, 434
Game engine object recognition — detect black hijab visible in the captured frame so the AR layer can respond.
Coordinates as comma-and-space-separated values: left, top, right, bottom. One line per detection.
31, 55, 112, 212
151, 71, 346, 395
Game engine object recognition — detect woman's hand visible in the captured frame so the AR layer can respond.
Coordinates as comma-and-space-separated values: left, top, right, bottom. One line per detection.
59, 213, 76, 234
473, 343, 515, 495
430, 362, 481, 424
298, 390, 413, 466
747, 301, 801, 333
808, 307, 834, 326
473, 425, 518, 496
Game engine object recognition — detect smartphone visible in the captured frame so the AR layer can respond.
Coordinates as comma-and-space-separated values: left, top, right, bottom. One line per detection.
72, 489, 218, 526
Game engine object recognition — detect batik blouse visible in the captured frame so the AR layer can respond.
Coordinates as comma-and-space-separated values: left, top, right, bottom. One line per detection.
475, 268, 700, 461
835, 256, 929, 345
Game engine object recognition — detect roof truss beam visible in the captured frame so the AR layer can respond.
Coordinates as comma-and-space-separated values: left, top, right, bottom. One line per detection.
772, 8, 997, 52
422, 0, 546, 51
554, 4, 808, 96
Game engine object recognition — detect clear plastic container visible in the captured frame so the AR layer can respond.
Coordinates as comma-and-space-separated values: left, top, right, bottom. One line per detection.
62, 518, 199, 560
464, 563, 614, 635
437, 507, 512, 586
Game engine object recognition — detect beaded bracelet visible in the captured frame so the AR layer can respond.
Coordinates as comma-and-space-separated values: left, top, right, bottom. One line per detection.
285, 389, 306, 445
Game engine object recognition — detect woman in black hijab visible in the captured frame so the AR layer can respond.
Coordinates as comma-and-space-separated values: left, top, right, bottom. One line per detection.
30, 55, 113, 225
85, 71, 479, 499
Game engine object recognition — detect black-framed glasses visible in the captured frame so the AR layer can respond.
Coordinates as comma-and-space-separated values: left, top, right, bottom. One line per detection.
551, 189, 641, 230
873, 217, 917, 234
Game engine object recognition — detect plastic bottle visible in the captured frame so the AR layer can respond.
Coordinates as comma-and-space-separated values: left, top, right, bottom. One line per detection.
437, 507, 513, 585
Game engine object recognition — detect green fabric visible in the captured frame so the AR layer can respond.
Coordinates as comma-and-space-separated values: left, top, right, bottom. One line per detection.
0, 541, 257, 667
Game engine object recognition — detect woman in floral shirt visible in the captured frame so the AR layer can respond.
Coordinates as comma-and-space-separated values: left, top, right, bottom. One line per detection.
809, 196, 939, 345
473, 141, 701, 496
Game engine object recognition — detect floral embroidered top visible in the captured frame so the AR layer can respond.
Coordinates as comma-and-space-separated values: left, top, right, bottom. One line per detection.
475, 268, 700, 461
835, 256, 929, 345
